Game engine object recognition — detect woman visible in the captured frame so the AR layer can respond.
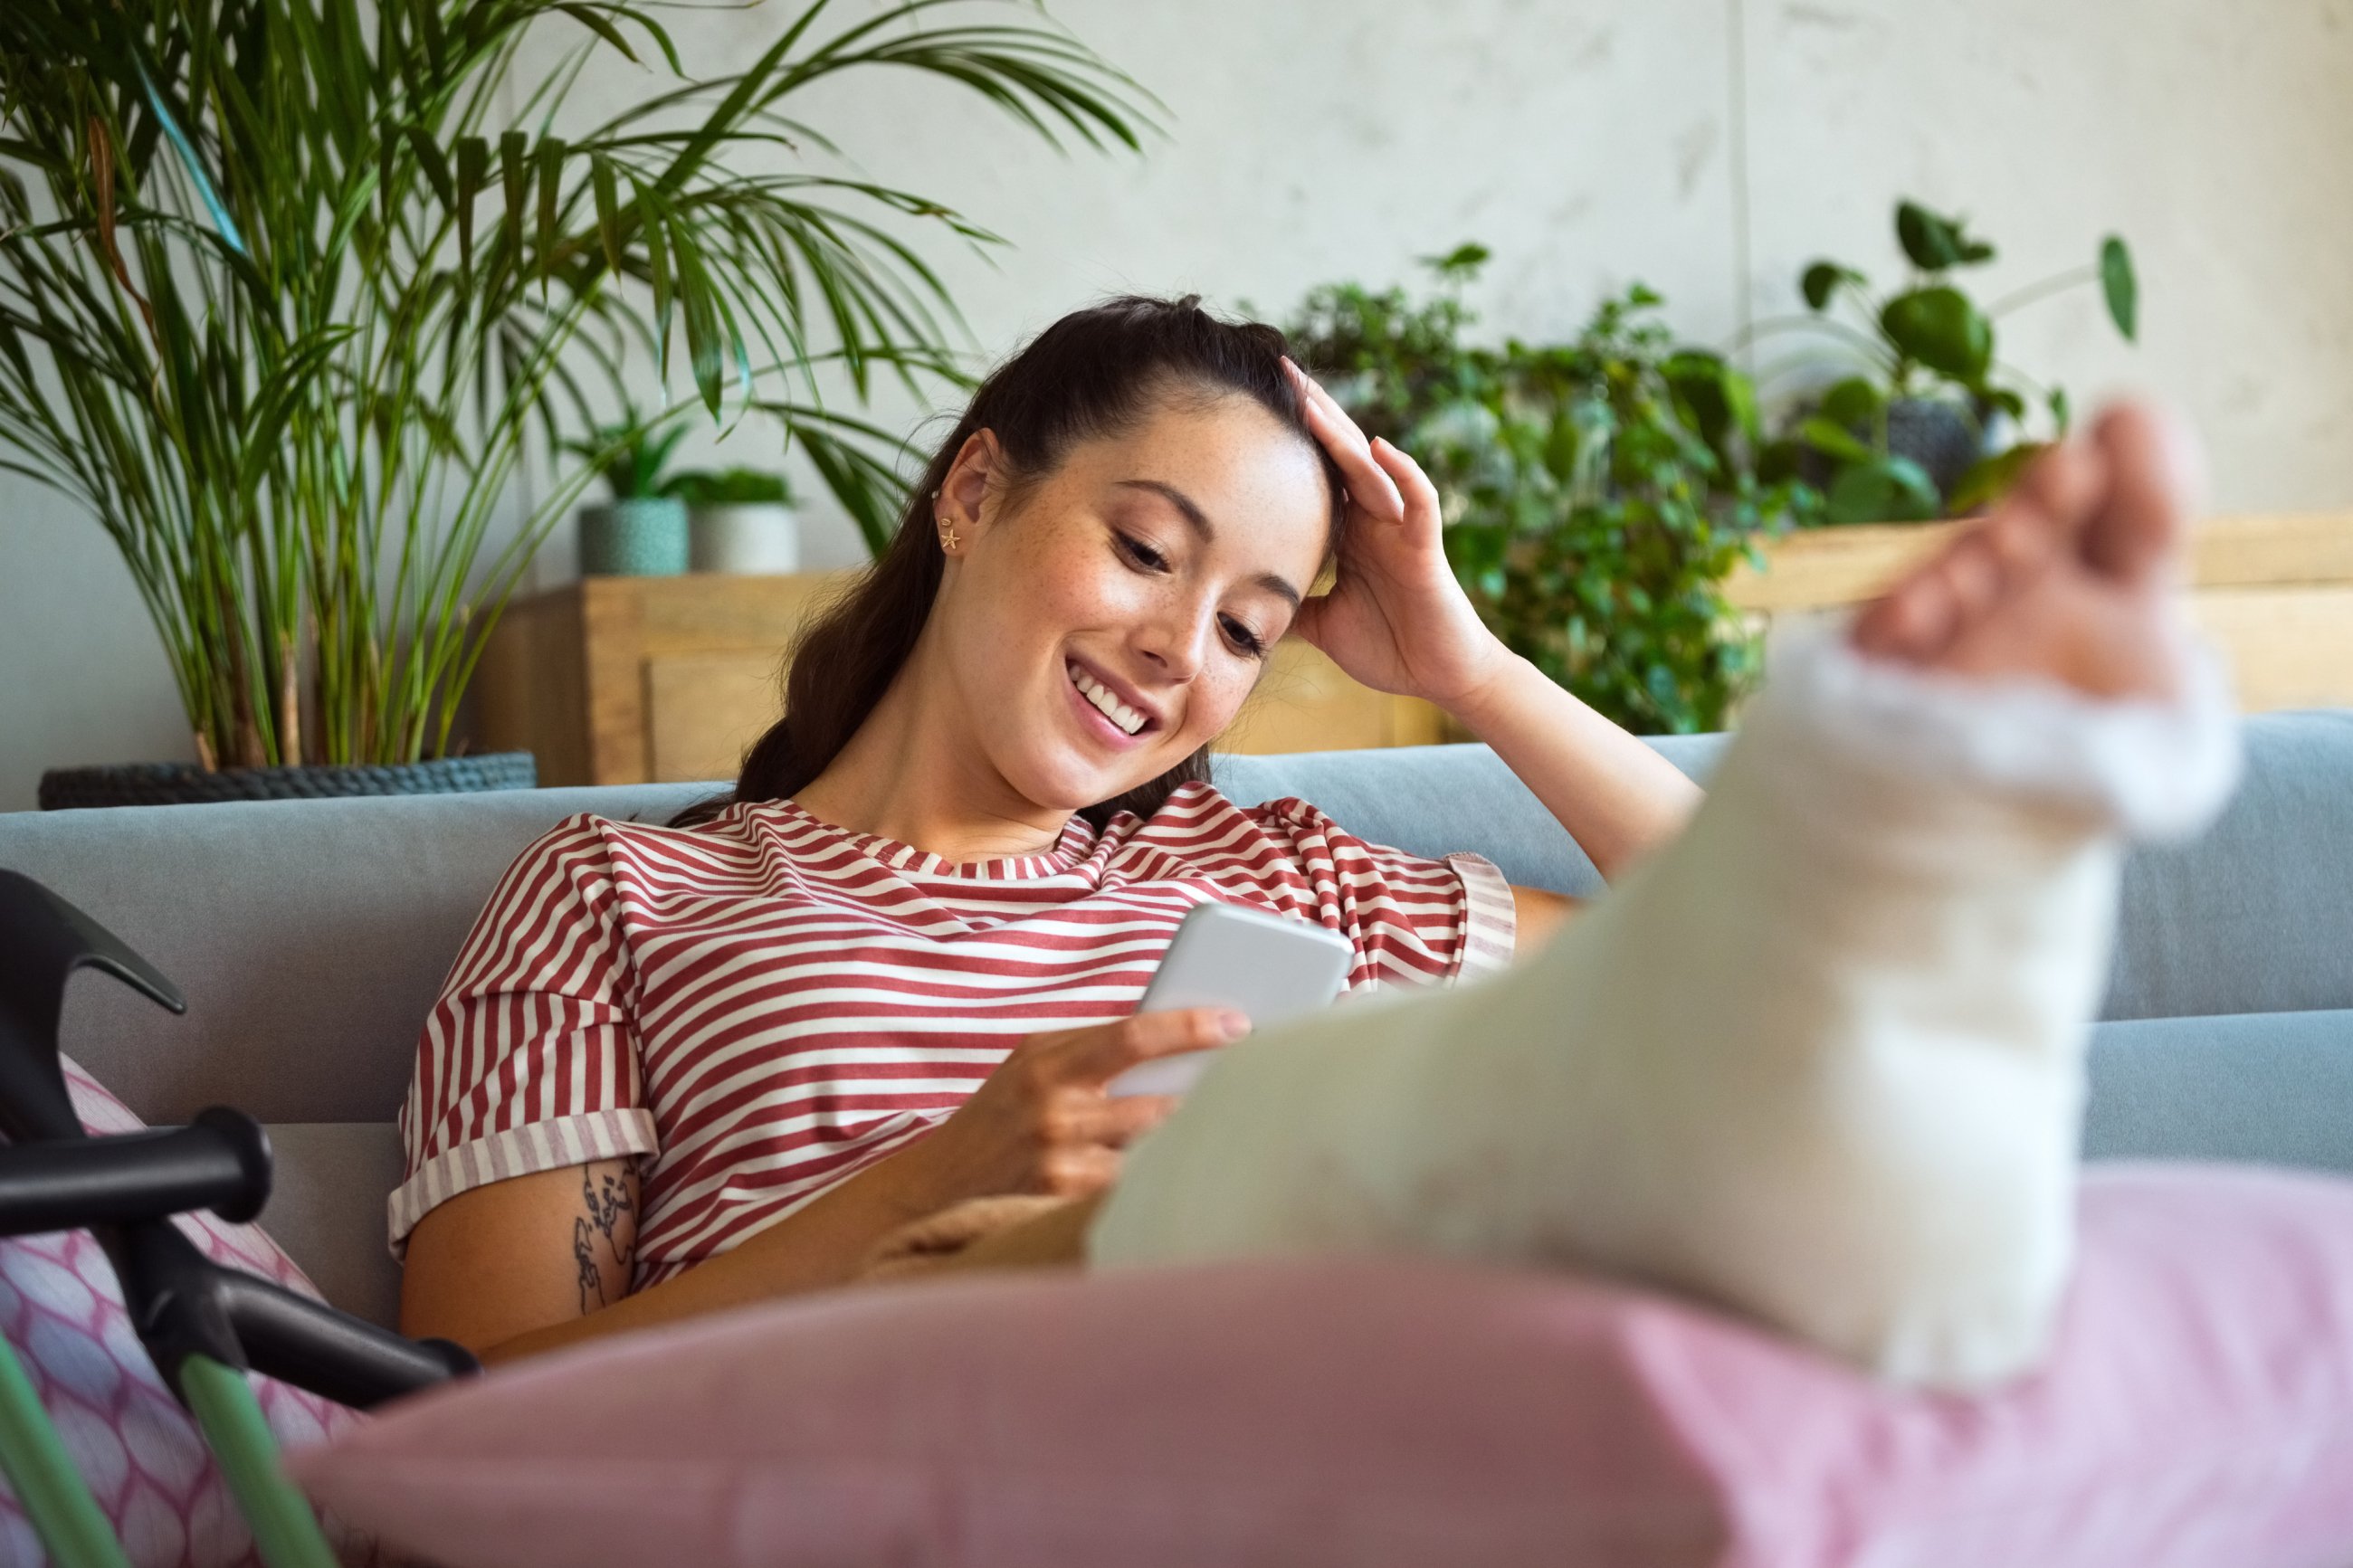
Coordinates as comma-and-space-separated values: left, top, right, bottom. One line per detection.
397, 298, 1702, 1364
400, 296, 2234, 1390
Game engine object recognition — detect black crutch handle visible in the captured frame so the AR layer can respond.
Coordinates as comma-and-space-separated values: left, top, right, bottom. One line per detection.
2, 868, 480, 1408
0, 1107, 272, 1235
222, 1269, 480, 1410
0, 870, 184, 1145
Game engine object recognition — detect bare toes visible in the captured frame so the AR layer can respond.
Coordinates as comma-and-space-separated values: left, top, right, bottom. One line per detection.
2084, 404, 2198, 586
1854, 567, 1960, 664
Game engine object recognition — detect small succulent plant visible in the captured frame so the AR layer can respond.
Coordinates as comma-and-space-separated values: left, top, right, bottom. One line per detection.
1764, 200, 2138, 524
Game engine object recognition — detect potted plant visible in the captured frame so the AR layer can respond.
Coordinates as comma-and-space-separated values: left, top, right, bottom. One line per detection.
1758, 199, 2139, 523
2, 0, 1148, 808
567, 420, 691, 577
671, 468, 801, 575
1284, 246, 1813, 735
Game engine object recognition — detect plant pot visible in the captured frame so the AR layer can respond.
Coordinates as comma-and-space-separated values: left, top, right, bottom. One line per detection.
1882, 397, 1984, 499
689, 502, 800, 574
37, 753, 538, 811
579, 499, 689, 576
1790, 395, 1986, 504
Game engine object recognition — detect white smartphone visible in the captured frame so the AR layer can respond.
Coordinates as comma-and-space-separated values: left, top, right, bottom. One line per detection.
1105, 901, 1354, 1099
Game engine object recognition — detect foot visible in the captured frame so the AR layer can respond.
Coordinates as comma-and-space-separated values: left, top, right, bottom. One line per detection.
1851, 404, 2202, 702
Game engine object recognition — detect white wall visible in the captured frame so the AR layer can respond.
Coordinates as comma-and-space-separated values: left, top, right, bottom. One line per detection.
7, 0, 2352, 808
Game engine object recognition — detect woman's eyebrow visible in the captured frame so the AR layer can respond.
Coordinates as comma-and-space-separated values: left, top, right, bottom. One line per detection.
1116, 478, 1302, 607
1117, 478, 1213, 538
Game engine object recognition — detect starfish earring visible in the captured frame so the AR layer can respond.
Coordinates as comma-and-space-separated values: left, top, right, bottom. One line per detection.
939, 521, 961, 552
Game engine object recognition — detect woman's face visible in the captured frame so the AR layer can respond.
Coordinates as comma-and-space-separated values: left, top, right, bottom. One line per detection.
931, 391, 1333, 814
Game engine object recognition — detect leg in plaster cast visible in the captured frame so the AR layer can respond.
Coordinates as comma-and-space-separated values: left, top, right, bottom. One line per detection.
1084, 404, 2240, 1391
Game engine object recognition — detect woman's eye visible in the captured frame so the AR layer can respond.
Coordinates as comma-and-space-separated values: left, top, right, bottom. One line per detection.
1115, 533, 1168, 572
1220, 615, 1268, 658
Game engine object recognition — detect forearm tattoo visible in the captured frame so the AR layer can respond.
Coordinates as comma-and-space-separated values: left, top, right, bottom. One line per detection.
572, 1166, 638, 1315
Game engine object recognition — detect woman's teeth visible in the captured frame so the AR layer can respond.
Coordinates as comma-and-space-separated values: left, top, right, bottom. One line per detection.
1070, 664, 1147, 736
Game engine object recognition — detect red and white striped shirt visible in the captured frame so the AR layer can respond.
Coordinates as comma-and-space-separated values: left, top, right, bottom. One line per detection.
392, 782, 1514, 1284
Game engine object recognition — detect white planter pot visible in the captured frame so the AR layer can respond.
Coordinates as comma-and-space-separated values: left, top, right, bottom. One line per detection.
689, 503, 800, 574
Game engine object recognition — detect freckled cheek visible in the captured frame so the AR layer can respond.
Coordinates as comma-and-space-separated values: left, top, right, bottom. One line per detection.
1176, 663, 1261, 742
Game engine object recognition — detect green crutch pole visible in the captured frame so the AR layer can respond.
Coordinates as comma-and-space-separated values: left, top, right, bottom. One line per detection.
177, 1355, 336, 1568
0, 1331, 129, 1568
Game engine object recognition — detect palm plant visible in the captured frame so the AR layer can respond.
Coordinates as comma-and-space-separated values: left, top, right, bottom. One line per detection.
0, 0, 1148, 770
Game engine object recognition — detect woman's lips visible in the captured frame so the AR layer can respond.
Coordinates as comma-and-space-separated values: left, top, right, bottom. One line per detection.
1064, 661, 1150, 749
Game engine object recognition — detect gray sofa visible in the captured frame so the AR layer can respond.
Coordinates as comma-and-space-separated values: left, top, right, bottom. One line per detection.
3, 717, 2350, 1333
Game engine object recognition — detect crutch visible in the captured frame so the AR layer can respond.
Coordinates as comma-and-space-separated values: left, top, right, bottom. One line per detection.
0, 869, 478, 1567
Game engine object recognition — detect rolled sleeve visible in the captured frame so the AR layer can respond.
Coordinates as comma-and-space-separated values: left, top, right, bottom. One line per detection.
393, 814, 652, 1259
1445, 851, 1518, 978
387, 1108, 660, 1259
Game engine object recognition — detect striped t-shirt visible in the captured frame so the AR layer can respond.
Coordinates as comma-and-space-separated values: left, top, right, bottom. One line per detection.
391, 781, 1514, 1284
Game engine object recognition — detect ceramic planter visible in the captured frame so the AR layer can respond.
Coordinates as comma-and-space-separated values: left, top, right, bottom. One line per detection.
38, 752, 538, 810
689, 502, 800, 575
579, 498, 690, 576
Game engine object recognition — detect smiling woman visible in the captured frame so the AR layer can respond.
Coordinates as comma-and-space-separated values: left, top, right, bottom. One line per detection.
692, 297, 1348, 839
394, 298, 1699, 1364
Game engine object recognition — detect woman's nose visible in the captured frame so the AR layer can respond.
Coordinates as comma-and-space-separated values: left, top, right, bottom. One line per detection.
1135, 602, 1215, 682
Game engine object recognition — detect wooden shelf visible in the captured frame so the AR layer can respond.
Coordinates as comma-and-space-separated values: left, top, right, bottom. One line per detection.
1724, 512, 2353, 713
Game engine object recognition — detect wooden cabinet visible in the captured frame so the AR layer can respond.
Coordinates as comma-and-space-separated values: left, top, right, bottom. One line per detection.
473, 573, 1447, 787
1724, 511, 2353, 713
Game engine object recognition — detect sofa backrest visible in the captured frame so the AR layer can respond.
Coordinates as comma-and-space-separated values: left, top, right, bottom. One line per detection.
5, 715, 2351, 1121
0, 711, 2347, 1324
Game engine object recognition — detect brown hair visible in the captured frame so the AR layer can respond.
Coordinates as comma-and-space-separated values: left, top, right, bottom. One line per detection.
672, 295, 1343, 831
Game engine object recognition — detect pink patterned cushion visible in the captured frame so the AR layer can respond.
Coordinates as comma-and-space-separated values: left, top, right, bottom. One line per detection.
0, 1059, 363, 1567
290, 1164, 2353, 1568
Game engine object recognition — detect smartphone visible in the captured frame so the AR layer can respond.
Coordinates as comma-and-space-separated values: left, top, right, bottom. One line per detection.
1104, 901, 1354, 1099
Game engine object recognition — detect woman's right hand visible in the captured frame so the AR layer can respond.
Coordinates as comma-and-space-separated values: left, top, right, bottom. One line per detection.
905, 1007, 1251, 1204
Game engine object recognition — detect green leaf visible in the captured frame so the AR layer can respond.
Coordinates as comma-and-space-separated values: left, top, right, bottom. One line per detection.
1662, 350, 1752, 454
1893, 200, 1993, 272
554, 3, 645, 66
1421, 242, 1491, 280
1948, 443, 2045, 515
1800, 261, 1863, 310
2048, 386, 2072, 435
1797, 415, 1872, 463
1825, 454, 1940, 524
1978, 385, 2026, 423
1817, 376, 1883, 429
536, 137, 567, 282
454, 135, 488, 274
590, 151, 622, 276
134, 56, 248, 257
499, 130, 529, 265
405, 124, 453, 210
1880, 287, 1994, 381
2100, 234, 2138, 341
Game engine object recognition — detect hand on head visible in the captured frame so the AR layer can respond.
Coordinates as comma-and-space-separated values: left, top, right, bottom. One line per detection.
1281, 360, 1511, 710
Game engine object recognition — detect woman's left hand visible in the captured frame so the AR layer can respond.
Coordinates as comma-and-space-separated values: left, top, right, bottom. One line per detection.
1283, 360, 1510, 710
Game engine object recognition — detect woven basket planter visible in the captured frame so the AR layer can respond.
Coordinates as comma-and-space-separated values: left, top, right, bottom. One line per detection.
38, 752, 538, 811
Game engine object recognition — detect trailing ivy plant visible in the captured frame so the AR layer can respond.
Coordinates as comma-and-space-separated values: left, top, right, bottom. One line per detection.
1762, 199, 2138, 524
1284, 247, 1813, 735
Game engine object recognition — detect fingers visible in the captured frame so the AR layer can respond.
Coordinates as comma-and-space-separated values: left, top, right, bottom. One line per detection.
1036, 1144, 1122, 1199
1059, 1006, 1251, 1082
1046, 1090, 1178, 1151
1367, 435, 1443, 543
1283, 359, 1406, 522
